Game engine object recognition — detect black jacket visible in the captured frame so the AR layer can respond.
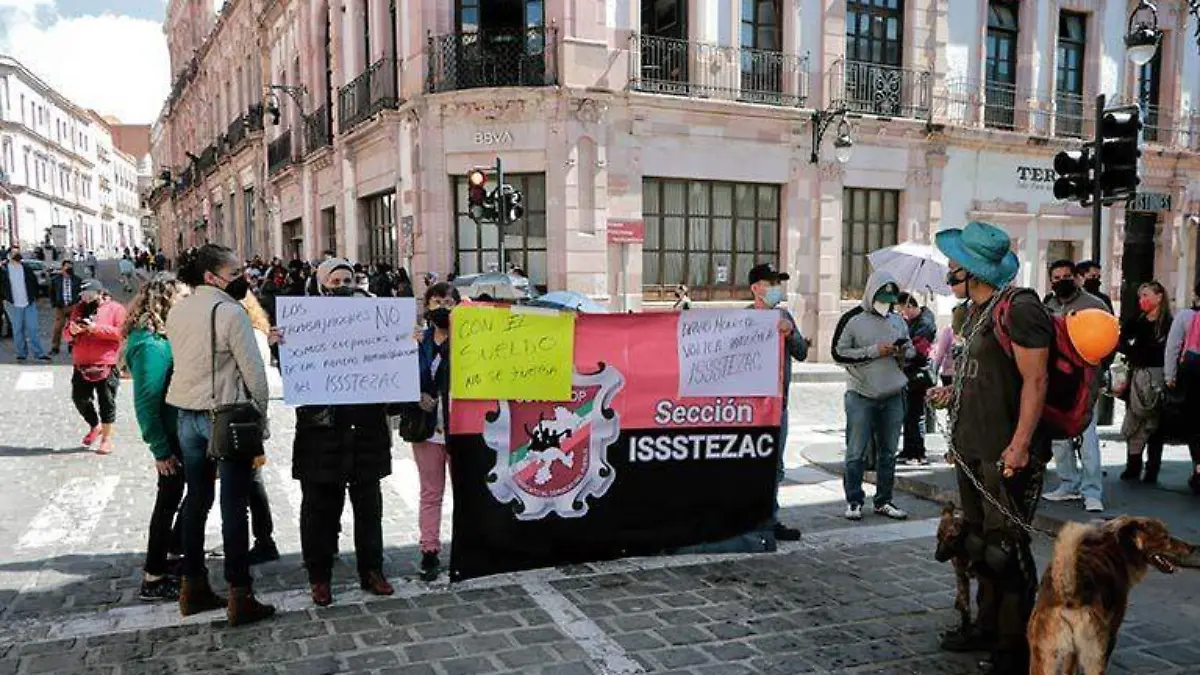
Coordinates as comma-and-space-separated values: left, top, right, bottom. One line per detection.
50, 273, 85, 308
292, 404, 394, 484
1, 262, 40, 305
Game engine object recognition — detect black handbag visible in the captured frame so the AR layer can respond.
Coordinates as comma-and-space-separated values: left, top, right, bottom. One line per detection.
206, 303, 265, 462
394, 401, 435, 443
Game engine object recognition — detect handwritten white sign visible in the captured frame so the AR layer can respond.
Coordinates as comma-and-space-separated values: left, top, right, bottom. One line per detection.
276, 297, 421, 406
677, 309, 781, 398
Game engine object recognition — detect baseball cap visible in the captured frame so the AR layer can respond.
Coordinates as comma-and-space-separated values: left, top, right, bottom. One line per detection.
80, 279, 106, 296
747, 262, 790, 285
874, 282, 900, 304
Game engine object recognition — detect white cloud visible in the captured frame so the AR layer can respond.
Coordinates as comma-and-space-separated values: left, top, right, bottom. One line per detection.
0, 1, 169, 124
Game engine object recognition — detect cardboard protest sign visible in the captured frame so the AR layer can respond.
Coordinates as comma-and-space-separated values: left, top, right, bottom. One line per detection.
276, 297, 420, 406
448, 312, 781, 581
449, 305, 575, 402
677, 309, 782, 398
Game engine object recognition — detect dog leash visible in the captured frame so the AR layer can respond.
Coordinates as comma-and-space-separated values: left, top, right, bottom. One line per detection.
947, 294, 1057, 541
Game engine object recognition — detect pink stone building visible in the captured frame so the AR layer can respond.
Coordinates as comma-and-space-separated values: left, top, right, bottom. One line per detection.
148, 0, 1200, 358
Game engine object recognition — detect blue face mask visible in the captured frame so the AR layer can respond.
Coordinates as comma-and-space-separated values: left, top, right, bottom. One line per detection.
763, 286, 786, 308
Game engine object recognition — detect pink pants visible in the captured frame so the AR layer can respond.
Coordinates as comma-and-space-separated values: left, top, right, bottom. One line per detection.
412, 441, 449, 553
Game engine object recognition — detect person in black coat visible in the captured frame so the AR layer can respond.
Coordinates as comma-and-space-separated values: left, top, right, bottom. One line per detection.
49, 260, 85, 355
292, 258, 397, 607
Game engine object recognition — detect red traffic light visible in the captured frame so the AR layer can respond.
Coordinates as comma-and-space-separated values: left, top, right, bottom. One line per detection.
468, 169, 487, 187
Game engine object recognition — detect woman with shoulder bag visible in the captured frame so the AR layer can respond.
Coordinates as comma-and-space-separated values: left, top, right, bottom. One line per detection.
293, 259, 398, 606
1117, 281, 1173, 484
166, 245, 274, 626
410, 282, 458, 581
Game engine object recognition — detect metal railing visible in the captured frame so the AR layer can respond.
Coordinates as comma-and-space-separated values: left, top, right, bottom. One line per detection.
1052, 92, 1086, 138
628, 34, 809, 107
226, 114, 248, 152
1107, 95, 1200, 150
304, 104, 332, 155
829, 59, 932, 120
267, 129, 294, 175
198, 144, 218, 176
338, 58, 400, 134
940, 79, 1028, 131
247, 104, 265, 133
427, 26, 558, 93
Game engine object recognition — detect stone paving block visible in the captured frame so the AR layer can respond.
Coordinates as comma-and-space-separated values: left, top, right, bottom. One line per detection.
174, 649, 246, 671
14, 636, 78, 657
655, 624, 712, 646
440, 655, 496, 675
454, 632, 514, 656
402, 640, 457, 662
468, 613, 522, 633
384, 608, 436, 626
701, 641, 757, 662
651, 646, 711, 669
378, 664, 437, 675
409, 620, 468, 640
275, 655, 340, 675
538, 661, 598, 675
704, 621, 756, 640
274, 621, 331, 641
356, 626, 412, 648
343, 649, 400, 670
1142, 642, 1200, 667
494, 645, 553, 670
512, 627, 564, 646
435, 602, 486, 621
84, 641, 156, 665
329, 614, 383, 634
655, 608, 708, 626
518, 608, 554, 626
21, 650, 87, 675
613, 631, 667, 651
299, 633, 356, 657
243, 641, 303, 664
117, 659, 181, 675
694, 663, 756, 675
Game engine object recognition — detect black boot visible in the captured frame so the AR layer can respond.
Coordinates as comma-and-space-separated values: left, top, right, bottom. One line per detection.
1120, 453, 1143, 481
1143, 443, 1163, 484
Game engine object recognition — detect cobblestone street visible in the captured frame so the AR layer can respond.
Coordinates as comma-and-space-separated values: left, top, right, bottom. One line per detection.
2, 341, 1200, 674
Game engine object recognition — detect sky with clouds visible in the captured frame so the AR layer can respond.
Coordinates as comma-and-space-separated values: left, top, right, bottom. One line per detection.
0, 0, 179, 124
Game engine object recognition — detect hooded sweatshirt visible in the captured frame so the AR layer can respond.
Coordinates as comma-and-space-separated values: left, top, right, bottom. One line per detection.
831, 270, 914, 399
125, 328, 178, 460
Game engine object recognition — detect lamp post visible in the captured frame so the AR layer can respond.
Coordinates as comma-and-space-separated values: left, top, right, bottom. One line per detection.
1125, 1, 1162, 66
264, 84, 308, 125
810, 108, 854, 165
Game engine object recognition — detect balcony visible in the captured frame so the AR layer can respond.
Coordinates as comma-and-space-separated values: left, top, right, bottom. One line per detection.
1053, 92, 1086, 138
226, 115, 248, 153
628, 34, 809, 107
1109, 96, 1200, 150
304, 104, 332, 155
247, 104, 265, 134
198, 144, 219, 176
427, 26, 557, 93
338, 58, 400, 134
268, 130, 294, 175
828, 59, 932, 120
101, 205, 114, 219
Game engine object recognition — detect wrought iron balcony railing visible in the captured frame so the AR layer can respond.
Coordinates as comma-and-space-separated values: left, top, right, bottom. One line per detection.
1053, 92, 1086, 138
226, 114, 248, 152
247, 104, 265, 133
940, 79, 1030, 131
304, 104, 332, 155
268, 129, 294, 175
198, 144, 218, 176
829, 59, 932, 120
427, 26, 558, 93
1108, 95, 1200, 150
338, 58, 400, 134
628, 34, 809, 107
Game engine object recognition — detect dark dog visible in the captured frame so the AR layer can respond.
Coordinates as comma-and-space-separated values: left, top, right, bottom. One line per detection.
934, 503, 975, 635
1028, 516, 1195, 674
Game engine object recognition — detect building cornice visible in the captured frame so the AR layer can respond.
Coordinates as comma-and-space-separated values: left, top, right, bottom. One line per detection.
0, 56, 96, 124
0, 120, 96, 168
4, 184, 99, 216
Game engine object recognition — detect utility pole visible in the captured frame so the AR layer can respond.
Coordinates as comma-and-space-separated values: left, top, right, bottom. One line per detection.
495, 157, 506, 270
1091, 93, 1105, 263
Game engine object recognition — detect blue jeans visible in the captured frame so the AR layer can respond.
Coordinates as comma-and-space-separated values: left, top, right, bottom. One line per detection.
843, 390, 904, 507
1050, 419, 1102, 501
3, 301, 46, 359
178, 409, 255, 587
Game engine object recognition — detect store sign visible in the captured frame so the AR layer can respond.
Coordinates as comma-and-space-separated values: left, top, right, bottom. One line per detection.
607, 219, 645, 244
1016, 165, 1056, 191
1127, 192, 1172, 213
474, 130, 513, 145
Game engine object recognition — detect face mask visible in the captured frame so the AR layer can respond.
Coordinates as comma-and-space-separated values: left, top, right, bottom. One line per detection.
428, 307, 452, 330
326, 285, 356, 297
762, 286, 786, 308
222, 275, 250, 301
873, 301, 892, 316
1083, 278, 1101, 294
1052, 279, 1076, 299
1138, 296, 1157, 314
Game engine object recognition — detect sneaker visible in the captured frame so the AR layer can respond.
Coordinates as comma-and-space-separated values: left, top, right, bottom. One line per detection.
844, 503, 863, 521
773, 522, 802, 542
905, 457, 930, 466
81, 427, 102, 447
15, 356, 26, 362
37, 355, 51, 363
95, 440, 113, 455
1084, 497, 1104, 513
419, 551, 440, 582
247, 541, 281, 566
874, 503, 908, 520
139, 577, 180, 602
1042, 487, 1083, 502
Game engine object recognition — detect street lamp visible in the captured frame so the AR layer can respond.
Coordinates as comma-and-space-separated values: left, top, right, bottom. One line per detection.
1125, 0, 1162, 67
264, 84, 308, 126
810, 108, 855, 164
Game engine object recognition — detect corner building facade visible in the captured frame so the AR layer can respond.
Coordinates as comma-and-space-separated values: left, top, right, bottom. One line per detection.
149, 0, 1200, 359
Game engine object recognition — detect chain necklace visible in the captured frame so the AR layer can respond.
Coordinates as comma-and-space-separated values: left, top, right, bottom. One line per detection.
946, 289, 1055, 540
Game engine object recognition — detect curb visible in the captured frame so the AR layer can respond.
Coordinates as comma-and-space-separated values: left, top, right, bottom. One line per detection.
801, 449, 1200, 549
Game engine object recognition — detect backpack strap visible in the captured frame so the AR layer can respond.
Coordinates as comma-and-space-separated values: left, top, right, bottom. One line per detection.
988, 287, 1036, 359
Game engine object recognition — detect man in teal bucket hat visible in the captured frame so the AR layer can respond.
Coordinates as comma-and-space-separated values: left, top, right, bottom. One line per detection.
928, 221, 1054, 675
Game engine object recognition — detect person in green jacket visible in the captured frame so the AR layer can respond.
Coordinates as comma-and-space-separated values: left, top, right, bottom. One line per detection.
122, 272, 191, 602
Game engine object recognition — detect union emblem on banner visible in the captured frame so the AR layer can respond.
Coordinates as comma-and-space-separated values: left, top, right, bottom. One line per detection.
482, 365, 624, 520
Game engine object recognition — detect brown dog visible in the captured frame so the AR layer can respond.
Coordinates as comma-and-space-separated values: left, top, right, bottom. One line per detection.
1028, 516, 1195, 675
934, 503, 975, 634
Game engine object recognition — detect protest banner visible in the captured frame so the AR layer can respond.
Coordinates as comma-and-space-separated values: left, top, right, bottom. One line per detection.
677, 309, 782, 398
276, 297, 420, 406
450, 304, 575, 402
448, 312, 783, 581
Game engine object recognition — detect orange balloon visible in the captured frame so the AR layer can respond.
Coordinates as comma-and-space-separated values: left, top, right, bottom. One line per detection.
1066, 309, 1119, 366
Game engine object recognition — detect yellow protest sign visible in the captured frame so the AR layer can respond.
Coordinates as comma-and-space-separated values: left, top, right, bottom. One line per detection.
450, 305, 575, 401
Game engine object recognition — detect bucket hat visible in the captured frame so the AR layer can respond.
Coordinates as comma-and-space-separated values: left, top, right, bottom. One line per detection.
934, 221, 1020, 289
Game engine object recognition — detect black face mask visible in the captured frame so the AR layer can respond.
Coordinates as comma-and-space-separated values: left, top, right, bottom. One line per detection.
1052, 279, 1077, 299
326, 285, 356, 297
427, 307, 451, 330
1083, 278, 1102, 294
222, 275, 250, 301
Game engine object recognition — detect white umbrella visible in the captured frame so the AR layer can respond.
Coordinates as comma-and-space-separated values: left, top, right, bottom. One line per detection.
867, 242, 953, 296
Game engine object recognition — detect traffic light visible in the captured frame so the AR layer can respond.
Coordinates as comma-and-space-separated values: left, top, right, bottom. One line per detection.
500, 184, 524, 223
1053, 148, 1093, 205
1098, 106, 1142, 202
466, 169, 492, 222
